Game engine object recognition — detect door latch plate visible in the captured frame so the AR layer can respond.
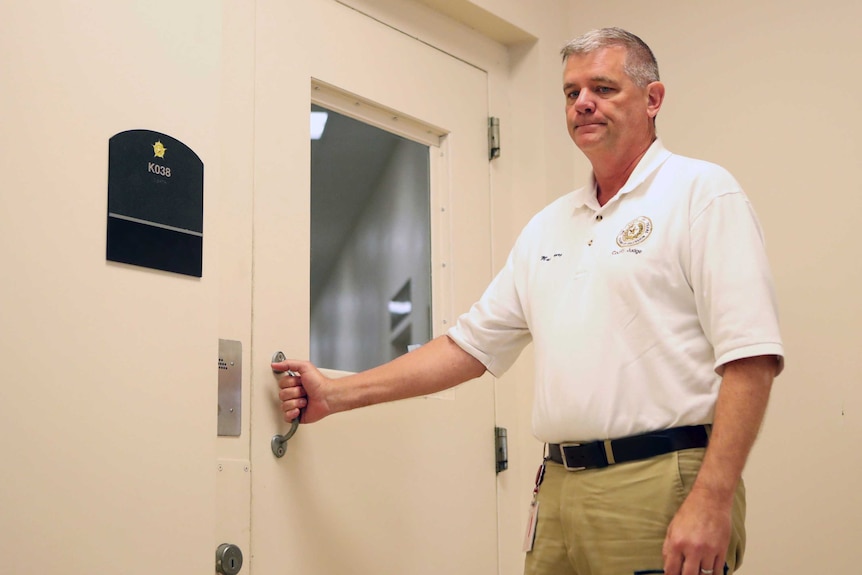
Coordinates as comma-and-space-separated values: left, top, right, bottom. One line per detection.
218, 339, 242, 436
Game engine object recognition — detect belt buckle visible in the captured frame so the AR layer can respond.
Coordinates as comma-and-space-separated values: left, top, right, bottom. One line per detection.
558, 442, 587, 472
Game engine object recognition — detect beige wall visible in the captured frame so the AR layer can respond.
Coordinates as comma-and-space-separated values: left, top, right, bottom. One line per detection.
0, 2, 222, 573
565, 1, 862, 572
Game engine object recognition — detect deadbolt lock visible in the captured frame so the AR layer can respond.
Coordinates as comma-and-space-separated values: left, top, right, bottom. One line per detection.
216, 543, 243, 575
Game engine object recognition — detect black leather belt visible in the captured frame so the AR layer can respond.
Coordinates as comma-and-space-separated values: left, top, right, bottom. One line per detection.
547, 425, 710, 471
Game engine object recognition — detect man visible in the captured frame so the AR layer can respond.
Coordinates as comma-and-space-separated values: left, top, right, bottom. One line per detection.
274, 28, 783, 575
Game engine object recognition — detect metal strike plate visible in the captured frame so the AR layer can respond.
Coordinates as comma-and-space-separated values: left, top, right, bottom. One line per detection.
218, 339, 242, 436
216, 543, 243, 575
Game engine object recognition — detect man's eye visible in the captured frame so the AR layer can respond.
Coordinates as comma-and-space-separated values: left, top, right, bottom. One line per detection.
566, 90, 580, 99
596, 86, 613, 94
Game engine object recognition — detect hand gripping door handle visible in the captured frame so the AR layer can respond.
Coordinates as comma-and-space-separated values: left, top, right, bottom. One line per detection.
271, 351, 300, 458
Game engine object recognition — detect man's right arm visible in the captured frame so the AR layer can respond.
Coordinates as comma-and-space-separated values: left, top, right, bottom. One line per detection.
274, 334, 487, 423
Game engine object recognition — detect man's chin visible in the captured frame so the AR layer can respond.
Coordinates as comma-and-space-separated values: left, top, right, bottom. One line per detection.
572, 134, 604, 152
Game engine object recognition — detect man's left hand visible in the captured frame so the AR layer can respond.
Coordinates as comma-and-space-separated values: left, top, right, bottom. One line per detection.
662, 486, 732, 575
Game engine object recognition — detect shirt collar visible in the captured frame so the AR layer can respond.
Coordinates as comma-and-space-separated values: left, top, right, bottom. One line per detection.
571, 138, 673, 211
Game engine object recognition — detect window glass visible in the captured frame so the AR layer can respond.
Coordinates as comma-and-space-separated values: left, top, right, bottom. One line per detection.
309, 105, 431, 372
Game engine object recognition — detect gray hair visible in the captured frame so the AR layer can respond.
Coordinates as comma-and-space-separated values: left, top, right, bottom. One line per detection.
560, 27, 660, 87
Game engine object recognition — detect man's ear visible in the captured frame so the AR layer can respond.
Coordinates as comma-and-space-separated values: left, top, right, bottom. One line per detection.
646, 81, 665, 119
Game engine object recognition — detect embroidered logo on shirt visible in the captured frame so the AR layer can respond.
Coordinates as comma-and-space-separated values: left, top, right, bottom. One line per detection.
616, 216, 653, 247
540, 253, 563, 262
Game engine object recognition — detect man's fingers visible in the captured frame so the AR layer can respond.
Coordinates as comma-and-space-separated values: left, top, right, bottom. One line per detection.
707, 554, 725, 575
271, 361, 294, 372
663, 538, 720, 575
664, 545, 722, 575
271, 358, 309, 374
278, 385, 306, 401
281, 397, 307, 420
275, 372, 302, 389
662, 539, 681, 575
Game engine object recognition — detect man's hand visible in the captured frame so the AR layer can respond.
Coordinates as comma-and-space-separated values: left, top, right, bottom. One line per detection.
662, 486, 732, 575
272, 359, 333, 424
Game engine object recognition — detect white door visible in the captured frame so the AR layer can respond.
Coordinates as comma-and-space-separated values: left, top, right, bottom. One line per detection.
248, 1, 497, 573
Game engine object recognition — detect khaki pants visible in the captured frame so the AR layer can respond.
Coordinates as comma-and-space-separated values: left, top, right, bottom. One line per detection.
524, 448, 746, 575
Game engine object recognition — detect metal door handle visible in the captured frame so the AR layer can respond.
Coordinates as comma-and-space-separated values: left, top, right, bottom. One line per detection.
271, 351, 300, 458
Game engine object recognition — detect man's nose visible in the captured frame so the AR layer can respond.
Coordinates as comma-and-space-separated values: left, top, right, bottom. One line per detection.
574, 90, 595, 114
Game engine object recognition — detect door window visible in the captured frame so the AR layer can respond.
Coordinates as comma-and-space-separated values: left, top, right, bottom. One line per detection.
309, 104, 432, 372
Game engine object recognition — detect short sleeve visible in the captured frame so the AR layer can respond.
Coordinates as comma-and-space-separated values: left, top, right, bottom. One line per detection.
447, 246, 532, 377
689, 189, 785, 375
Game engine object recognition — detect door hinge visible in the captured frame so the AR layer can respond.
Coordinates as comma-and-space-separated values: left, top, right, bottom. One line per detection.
488, 117, 500, 160
495, 426, 508, 473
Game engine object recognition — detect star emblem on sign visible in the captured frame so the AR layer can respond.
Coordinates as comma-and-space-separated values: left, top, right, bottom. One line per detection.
152, 140, 167, 158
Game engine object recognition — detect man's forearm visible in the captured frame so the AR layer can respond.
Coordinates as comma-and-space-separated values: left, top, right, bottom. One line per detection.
693, 354, 777, 502
328, 335, 487, 414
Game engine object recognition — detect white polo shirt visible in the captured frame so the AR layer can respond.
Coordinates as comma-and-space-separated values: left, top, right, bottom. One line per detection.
448, 140, 784, 443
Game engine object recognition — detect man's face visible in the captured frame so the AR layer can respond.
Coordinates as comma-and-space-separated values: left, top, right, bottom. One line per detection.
562, 45, 659, 157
